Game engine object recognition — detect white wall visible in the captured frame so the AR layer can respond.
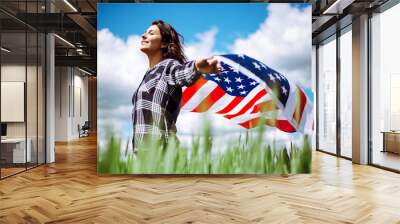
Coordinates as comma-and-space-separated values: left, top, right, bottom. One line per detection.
72, 72, 89, 138
55, 66, 69, 141
55, 67, 89, 141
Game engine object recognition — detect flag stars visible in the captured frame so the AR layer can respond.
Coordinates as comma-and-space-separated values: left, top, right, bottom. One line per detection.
275, 73, 282, 81
281, 86, 287, 95
253, 62, 261, 70
235, 77, 242, 83
205, 56, 271, 97
261, 63, 267, 69
269, 73, 276, 82
224, 77, 231, 84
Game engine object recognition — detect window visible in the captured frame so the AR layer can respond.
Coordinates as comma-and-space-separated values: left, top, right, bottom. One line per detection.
317, 36, 337, 154
339, 28, 352, 158
371, 2, 400, 171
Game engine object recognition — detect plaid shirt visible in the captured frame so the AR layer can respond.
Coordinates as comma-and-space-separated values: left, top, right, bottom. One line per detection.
132, 58, 202, 149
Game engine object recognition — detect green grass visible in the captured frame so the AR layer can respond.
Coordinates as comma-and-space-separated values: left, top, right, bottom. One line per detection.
97, 124, 312, 174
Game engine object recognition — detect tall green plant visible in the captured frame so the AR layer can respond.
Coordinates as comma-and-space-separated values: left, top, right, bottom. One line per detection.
98, 123, 312, 174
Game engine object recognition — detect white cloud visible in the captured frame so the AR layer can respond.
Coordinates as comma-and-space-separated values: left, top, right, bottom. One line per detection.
97, 28, 147, 145
97, 28, 147, 108
230, 4, 311, 88
184, 27, 219, 60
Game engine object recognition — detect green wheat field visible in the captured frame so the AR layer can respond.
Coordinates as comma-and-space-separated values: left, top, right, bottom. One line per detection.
97, 122, 312, 174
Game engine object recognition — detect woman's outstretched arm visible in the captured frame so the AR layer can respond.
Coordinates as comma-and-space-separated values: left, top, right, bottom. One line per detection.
195, 56, 221, 74
165, 56, 221, 87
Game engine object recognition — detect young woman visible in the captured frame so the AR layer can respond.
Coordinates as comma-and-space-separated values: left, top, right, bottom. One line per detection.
132, 20, 221, 150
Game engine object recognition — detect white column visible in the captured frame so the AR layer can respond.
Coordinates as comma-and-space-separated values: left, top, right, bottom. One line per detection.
352, 14, 369, 164
45, 1, 55, 163
46, 33, 55, 163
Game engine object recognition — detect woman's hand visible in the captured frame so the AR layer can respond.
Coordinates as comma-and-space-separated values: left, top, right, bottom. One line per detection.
195, 56, 222, 74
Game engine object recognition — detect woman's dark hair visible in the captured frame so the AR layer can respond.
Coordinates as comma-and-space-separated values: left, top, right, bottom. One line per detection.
152, 20, 187, 64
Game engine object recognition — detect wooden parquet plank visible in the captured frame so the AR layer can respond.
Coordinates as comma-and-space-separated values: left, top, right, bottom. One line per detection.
1, 134, 400, 223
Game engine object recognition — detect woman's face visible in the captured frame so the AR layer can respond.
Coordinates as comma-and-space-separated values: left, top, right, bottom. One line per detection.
140, 25, 165, 54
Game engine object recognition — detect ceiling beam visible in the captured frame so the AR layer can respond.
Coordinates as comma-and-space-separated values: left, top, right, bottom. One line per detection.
55, 55, 96, 72
322, 0, 356, 14
67, 13, 97, 46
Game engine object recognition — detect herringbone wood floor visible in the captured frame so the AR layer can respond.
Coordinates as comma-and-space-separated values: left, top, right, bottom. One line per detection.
1, 134, 400, 224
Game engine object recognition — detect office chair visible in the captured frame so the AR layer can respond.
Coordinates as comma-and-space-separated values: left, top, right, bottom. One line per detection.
79, 121, 90, 138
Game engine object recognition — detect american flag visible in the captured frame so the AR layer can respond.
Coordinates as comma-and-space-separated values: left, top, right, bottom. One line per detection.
181, 54, 313, 134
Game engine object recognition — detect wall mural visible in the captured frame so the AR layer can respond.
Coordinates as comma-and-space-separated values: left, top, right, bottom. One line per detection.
97, 3, 313, 174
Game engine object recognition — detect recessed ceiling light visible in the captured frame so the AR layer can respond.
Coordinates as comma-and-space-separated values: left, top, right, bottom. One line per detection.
63, 0, 78, 12
54, 34, 75, 48
78, 67, 92, 76
1, 47, 11, 53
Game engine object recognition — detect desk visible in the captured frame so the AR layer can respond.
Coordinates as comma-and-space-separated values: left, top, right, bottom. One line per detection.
382, 131, 400, 154
1, 138, 31, 163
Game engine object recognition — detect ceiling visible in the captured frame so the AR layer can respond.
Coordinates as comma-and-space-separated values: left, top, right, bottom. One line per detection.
1, 0, 98, 74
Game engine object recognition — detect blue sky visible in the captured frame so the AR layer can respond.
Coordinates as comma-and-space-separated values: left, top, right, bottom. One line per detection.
98, 3, 309, 53
98, 3, 267, 52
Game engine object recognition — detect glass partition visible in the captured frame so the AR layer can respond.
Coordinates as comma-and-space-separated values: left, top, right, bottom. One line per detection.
1, 30, 28, 177
317, 35, 337, 155
0, 1, 46, 179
